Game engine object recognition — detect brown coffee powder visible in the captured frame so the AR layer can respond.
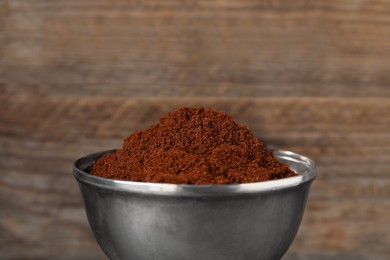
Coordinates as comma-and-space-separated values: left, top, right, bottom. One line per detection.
90, 107, 297, 184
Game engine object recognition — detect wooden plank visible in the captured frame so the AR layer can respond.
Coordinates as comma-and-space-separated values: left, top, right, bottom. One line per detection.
1, 0, 390, 258
298, 199, 390, 255
1, 96, 389, 138
1, 96, 389, 180
2, 136, 390, 199
0, 185, 105, 259
1, 139, 389, 258
285, 251, 389, 260
1, 95, 389, 258
1, 144, 389, 259
1, 0, 390, 97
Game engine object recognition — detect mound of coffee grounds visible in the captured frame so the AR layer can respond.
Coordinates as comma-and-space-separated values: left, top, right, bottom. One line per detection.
90, 107, 297, 184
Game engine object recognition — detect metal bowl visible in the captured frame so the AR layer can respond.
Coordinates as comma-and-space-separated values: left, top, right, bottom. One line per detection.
74, 150, 316, 260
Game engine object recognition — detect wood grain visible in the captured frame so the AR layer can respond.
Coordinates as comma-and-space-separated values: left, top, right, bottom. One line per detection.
1, 0, 390, 259
1, 0, 390, 97
1, 96, 389, 259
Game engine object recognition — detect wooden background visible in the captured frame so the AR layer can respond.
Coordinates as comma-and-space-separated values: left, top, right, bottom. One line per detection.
1, 0, 389, 259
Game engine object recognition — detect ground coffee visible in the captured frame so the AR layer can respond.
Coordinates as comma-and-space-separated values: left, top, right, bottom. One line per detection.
91, 107, 297, 184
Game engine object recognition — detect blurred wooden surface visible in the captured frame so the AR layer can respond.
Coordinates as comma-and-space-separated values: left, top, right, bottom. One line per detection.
1, 0, 390, 259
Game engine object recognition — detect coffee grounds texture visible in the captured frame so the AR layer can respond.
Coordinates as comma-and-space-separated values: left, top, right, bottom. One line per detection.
90, 107, 297, 184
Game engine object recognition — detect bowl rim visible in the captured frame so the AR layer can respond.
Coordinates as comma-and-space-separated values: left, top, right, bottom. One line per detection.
73, 149, 316, 196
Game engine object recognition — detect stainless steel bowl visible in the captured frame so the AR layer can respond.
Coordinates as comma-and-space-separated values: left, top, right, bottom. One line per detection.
74, 150, 316, 260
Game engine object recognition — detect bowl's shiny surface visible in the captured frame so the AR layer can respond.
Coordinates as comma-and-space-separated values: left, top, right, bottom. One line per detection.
74, 150, 316, 260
